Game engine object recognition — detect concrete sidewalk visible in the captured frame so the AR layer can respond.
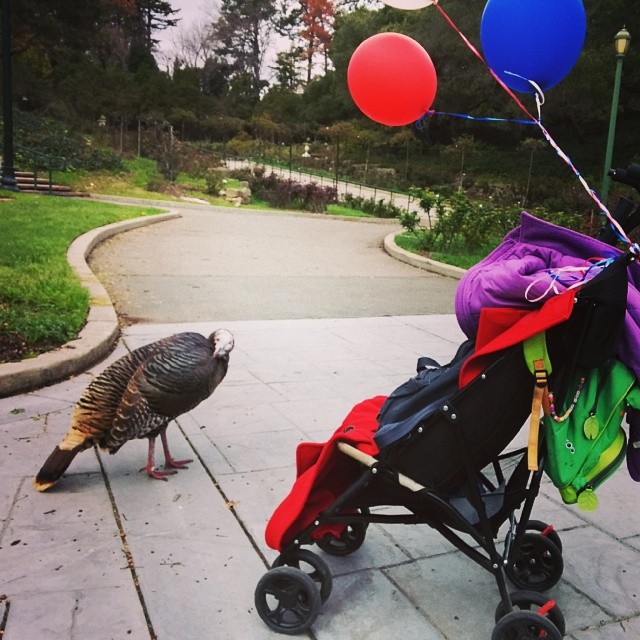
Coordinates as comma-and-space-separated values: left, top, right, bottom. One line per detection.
2, 316, 640, 639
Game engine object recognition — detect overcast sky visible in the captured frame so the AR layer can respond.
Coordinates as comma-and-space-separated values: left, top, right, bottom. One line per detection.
156, 0, 213, 57
156, 0, 285, 78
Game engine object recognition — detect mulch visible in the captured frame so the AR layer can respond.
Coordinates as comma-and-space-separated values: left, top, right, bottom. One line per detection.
0, 331, 29, 363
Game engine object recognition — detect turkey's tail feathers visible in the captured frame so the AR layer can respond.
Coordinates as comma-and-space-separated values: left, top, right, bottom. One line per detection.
33, 446, 82, 491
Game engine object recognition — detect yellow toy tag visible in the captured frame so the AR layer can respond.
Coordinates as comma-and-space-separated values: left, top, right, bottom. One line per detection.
577, 489, 598, 512
583, 415, 599, 440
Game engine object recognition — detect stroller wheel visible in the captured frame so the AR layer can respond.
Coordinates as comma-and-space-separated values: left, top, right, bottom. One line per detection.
526, 519, 563, 553
505, 532, 564, 592
254, 566, 321, 635
495, 589, 565, 636
272, 548, 333, 603
491, 610, 563, 640
316, 521, 368, 557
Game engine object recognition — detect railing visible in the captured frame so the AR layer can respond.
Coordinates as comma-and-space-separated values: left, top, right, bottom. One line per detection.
222, 155, 423, 217
14, 145, 68, 194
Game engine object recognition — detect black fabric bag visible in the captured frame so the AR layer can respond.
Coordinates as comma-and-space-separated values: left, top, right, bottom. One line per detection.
375, 339, 475, 449
560, 252, 630, 369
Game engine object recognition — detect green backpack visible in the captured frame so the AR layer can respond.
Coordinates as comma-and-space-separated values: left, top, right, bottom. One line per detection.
543, 358, 640, 511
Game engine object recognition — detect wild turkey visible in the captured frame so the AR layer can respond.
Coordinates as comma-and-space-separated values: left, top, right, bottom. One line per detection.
34, 329, 234, 491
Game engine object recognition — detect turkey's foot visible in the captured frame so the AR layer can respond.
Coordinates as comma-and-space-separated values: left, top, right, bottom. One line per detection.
141, 465, 179, 480
164, 456, 193, 469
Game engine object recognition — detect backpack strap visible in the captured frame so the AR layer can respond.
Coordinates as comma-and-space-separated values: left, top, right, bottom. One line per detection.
523, 333, 552, 471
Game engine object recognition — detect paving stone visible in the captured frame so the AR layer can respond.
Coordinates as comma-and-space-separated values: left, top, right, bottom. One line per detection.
385, 548, 607, 638
212, 427, 308, 474
3, 588, 149, 640
314, 570, 447, 639
561, 527, 640, 618
104, 452, 275, 639
554, 470, 640, 539
0, 394, 72, 426
384, 551, 500, 638
0, 475, 126, 594
570, 615, 640, 639
272, 395, 366, 438
192, 401, 299, 438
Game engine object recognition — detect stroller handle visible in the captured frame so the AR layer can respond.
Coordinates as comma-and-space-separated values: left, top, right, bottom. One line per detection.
609, 163, 640, 194
600, 163, 640, 245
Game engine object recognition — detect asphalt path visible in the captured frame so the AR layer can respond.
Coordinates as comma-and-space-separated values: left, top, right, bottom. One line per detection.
88, 198, 459, 323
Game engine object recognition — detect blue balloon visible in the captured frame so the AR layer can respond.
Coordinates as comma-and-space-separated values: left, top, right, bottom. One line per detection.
480, 0, 587, 94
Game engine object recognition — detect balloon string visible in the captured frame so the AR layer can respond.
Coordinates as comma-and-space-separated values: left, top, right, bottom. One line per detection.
503, 71, 545, 120
432, 1, 639, 254
415, 109, 536, 128
524, 258, 616, 303
432, 3, 538, 121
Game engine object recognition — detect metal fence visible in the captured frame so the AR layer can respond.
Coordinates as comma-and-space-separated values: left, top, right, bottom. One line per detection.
223, 156, 425, 219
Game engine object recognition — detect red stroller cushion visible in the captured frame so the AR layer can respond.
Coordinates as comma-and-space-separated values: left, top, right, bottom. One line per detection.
265, 396, 386, 551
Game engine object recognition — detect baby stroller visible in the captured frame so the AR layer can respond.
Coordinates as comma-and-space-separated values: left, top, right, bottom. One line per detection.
253, 166, 640, 640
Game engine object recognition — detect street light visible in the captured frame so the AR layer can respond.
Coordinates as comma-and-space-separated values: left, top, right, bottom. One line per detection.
1, 0, 18, 191
600, 27, 631, 204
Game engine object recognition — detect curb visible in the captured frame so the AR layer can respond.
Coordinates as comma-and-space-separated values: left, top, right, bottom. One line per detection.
0, 211, 181, 398
383, 232, 467, 280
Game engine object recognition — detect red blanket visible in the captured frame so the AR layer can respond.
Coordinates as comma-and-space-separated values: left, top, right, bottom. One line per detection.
265, 396, 386, 551
459, 288, 576, 387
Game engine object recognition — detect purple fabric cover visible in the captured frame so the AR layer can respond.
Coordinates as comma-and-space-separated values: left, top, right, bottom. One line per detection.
454, 212, 640, 480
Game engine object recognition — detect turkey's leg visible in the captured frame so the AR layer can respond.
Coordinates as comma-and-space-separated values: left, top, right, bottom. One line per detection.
160, 426, 193, 469
143, 435, 179, 480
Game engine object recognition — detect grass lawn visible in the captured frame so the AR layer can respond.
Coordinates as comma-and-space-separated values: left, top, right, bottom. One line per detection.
0, 193, 162, 362
326, 204, 374, 218
59, 157, 249, 206
394, 232, 498, 270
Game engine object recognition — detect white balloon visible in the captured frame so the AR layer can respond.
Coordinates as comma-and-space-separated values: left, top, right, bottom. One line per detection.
382, 0, 435, 10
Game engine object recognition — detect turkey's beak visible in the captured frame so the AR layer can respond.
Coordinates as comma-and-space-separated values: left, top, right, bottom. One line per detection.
214, 343, 232, 359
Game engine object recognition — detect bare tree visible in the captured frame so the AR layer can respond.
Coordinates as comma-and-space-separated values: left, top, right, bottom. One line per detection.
171, 20, 218, 68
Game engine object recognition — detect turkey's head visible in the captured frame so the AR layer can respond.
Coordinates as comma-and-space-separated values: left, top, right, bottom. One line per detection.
211, 329, 234, 359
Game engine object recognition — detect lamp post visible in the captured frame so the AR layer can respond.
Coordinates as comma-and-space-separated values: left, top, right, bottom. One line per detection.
1, 0, 18, 191
600, 27, 631, 204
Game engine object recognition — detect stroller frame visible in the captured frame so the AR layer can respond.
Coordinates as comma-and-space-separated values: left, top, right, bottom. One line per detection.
255, 342, 569, 639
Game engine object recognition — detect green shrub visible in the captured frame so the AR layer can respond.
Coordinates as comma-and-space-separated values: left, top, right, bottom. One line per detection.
146, 179, 164, 192
342, 193, 404, 218
204, 170, 225, 196
10, 109, 124, 172
400, 189, 591, 257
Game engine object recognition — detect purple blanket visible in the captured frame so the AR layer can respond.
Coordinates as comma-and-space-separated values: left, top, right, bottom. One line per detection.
455, 211, 640, 381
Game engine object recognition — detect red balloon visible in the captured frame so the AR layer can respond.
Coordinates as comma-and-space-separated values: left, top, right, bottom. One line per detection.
347, 33, 437, 127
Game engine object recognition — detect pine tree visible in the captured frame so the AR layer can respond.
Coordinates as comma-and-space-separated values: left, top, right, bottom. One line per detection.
136, 0, 180, 51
